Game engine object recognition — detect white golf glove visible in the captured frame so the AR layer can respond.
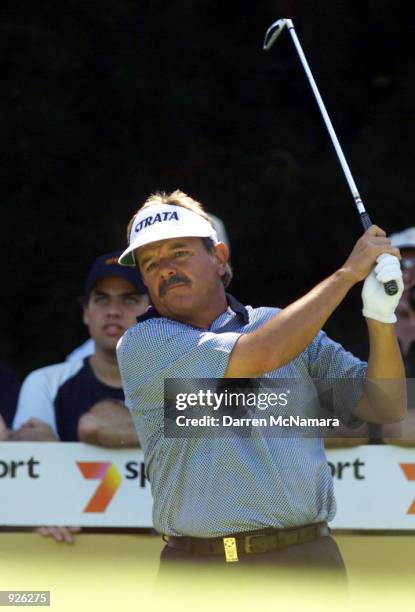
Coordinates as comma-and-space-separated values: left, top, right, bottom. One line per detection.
362, 254, 404, 323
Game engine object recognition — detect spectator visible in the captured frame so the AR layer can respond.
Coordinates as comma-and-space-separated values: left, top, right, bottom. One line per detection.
11, 251, 149, 445
0, 363, 20, 440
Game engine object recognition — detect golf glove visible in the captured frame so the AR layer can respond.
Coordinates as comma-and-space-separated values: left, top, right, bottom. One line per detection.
362, 254, 403, 323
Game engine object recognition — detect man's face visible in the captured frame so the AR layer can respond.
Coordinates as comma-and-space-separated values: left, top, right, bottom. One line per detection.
136, 237, 228, 325
83, 276, 149, 351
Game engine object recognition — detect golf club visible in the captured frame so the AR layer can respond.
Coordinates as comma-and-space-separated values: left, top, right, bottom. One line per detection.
263, 18, 398, 295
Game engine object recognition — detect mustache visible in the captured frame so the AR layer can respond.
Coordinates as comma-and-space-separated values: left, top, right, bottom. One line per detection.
159, 274, 191, 297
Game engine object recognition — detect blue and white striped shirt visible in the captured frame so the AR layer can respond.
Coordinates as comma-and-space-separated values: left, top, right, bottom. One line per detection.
117, 295, 366, 537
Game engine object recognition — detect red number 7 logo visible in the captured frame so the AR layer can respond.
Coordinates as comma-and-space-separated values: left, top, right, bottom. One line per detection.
77, 462, 122, 512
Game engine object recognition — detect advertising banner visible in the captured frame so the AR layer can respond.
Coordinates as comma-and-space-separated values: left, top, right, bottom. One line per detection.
0, 443, 151, 526
1, 443, 415, 529
328, 446, 415, 529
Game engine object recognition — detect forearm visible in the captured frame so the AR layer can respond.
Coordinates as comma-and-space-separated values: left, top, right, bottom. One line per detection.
226, 268, 355, 377
8, 418, 59, 441
78, 413, 140, 448
366, 319, 405, 378
353, 320, 406, 424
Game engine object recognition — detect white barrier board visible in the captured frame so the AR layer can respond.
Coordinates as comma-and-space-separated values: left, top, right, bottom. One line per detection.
0, 443, 151, 526
1, 443, 415, 529
328, 446, 415, 529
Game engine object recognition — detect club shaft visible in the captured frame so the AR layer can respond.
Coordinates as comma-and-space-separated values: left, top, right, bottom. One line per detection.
286, 23, 366, 217
263, 18, 398, 295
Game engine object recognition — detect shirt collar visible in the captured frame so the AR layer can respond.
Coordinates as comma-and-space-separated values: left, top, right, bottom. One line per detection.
136, 292, 249, 326
225, 293, 249, 324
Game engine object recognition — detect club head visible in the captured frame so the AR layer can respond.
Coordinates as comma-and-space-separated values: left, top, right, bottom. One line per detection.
263, 18, 293, 51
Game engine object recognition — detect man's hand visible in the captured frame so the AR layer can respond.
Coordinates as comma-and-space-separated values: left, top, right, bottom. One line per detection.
8, 418, 59, 441
342, 225, 401, 283
36, 526, 81, 543
362, 254, 404, 323
226, 226, 401, 378
0, 414, 11, 441
78, 400, 139, 447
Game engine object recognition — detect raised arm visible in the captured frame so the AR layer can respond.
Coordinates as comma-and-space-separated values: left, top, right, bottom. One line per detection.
351, 319, 406, 424
225, 226, 400, 378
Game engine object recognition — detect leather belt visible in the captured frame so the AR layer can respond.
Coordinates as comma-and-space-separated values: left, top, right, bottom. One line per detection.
164, 522, 330, 558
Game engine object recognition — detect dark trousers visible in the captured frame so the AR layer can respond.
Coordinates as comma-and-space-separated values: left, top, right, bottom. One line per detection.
156, 535, 348, 592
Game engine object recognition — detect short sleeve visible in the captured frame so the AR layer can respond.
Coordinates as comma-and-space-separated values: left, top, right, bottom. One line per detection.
117, 318, 241, 397
13, 370, 58, 434
116, 319, 242, 455
307, 330, 367, 427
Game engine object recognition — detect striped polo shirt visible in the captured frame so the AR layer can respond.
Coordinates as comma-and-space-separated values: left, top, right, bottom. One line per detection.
117, 295, 366, 537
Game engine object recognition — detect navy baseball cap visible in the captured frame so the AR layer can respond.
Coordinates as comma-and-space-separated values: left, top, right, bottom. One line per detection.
84, 250, 147, 298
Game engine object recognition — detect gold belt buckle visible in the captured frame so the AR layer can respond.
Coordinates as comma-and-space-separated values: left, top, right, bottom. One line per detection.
223, 537, 239, 563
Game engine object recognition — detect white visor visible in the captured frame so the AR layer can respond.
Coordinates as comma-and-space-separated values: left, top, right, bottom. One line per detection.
118, 204, 218, 266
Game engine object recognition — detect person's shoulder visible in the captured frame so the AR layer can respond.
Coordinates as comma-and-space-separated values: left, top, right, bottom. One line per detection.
22, 360, 84, 388
244, 304, 282, 326
307, 329, 367, 370
306, 329, 337, 353
246, 305, 282, 316
309, 329, 347, 350
119, 317, 195, 348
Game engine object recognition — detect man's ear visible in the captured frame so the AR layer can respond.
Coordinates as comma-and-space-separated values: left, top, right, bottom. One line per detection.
213, 242, 229, 276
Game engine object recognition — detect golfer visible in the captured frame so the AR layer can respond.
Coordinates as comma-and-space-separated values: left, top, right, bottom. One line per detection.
117, 190, 405, 572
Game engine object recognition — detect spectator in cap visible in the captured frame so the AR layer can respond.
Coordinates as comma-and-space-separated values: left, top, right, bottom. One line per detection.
9, 251, 150, 543
10, 251, 149, 446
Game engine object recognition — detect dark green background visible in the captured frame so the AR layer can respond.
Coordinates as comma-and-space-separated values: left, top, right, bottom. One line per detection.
3, 1, 415, 375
